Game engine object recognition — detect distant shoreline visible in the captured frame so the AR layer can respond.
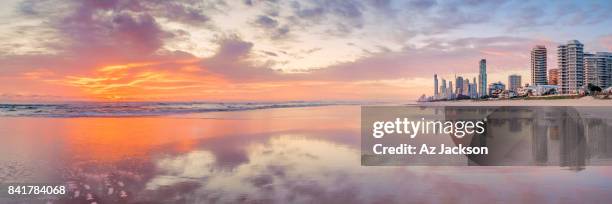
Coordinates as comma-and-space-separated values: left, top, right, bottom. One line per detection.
418, 96, 612, 106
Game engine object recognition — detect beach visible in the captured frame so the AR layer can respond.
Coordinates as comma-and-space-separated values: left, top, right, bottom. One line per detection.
1, 105, 612, 203
420, 96, 612, 106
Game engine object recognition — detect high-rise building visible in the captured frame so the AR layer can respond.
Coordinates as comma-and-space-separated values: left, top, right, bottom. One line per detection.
478, 59, 487, 97
434, 74, 439, 98
468, 82, 477, 98
508, 74, 521, 91
558, 40, 584, 94
472, 77, 477, 97
531, 45, 548, 85
584, 52, 612, 88
463, 78, 469, 96
548, 68, 559, 85
449, 81, 454, 99
455, 76, 464, 95
441, 79, 447, 99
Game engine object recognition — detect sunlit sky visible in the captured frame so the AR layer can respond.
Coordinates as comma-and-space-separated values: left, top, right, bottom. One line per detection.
0, 0, 611, 101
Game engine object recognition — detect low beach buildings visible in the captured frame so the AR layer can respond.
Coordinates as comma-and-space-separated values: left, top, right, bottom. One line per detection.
508, 75, 521, 91
488, 81, 506, 98
548, 68, 559, 85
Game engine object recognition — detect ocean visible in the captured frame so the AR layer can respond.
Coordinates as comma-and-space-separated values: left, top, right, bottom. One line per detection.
0, 101, 341, 117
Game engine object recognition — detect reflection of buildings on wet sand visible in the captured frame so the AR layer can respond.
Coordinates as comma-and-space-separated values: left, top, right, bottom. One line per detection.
556, 108, 586, 170
531, 107, 612, 170
584, 117, 612, 162
473, 107, 612, 170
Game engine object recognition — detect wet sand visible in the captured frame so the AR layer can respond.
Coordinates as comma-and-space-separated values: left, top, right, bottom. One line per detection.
1, 105, 612, 203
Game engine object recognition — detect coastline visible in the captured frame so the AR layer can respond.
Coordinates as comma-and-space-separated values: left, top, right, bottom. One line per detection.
418, 96, 612, 106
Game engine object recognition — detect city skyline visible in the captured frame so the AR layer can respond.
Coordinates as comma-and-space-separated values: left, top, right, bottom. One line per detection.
428, 40, 612, 100
0, 0, 611, 101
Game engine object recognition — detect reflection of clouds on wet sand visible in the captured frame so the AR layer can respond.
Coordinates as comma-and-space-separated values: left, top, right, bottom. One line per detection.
145, 135, 612, 203
146, 135, 370, 203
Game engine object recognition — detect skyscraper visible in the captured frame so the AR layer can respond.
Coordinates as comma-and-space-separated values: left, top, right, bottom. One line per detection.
558, 40, 584, 94
531, 45, 547, 85
584, 52, 612, 88
449, 81, 453, 99
434, 74, 439, 98
441, 79, 447, 99
548, 68, 559, 85
478, 59, 487, 97
508, 74, 521, 91
463, 78, 469, 96
455, 76, 464, 95
472, 77, 477, 98
468, 82, 477, 98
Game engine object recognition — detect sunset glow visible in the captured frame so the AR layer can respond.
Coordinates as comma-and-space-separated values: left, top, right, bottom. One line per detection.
62, 60, 215, 100
0, 0, 610, 101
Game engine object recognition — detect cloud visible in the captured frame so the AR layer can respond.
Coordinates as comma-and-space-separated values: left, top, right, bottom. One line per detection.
420, 0, 508, 33
196, 36, 543, 83
145, 1, 210, 25
289, 0, 365, 35
407, 0, 437, 10
506, 6, 550, 31
252, 15, 291, 40
505, 1, 612, 31
201, 35, 283, 82
0, 1, 208, 87
255, 15, 279, 29
51, 1, 175, 59
11, 0, 217, 58
213, 35, 254, 59
554, 1, 612, 26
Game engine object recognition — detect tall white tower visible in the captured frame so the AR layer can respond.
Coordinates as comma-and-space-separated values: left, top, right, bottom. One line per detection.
478, 59, 487, 97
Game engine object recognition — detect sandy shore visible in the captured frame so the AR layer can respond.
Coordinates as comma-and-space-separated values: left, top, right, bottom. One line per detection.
419, 96, 612, 106
2, 105, 612, 203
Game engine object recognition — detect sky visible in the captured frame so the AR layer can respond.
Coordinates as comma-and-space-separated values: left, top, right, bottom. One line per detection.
0, 0, 611, 102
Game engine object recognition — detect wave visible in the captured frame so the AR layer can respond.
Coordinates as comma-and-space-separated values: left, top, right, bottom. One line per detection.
0, 101, 346, 117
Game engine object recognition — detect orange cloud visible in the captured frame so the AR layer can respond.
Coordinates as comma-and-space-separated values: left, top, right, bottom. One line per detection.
62, 60, 226, 101
98, 62, 157, 73
21, 69, 56, 80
